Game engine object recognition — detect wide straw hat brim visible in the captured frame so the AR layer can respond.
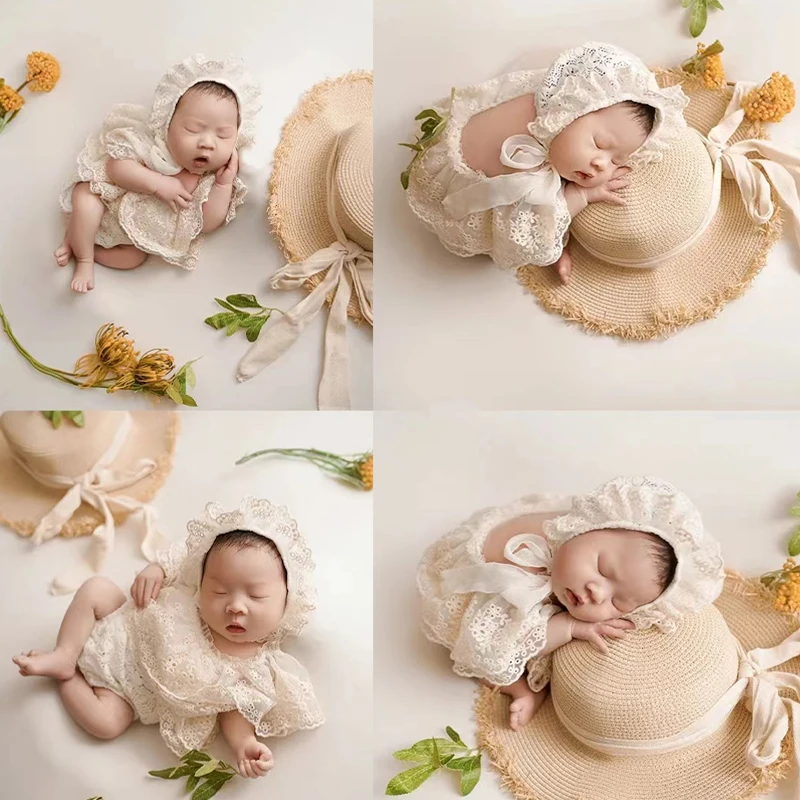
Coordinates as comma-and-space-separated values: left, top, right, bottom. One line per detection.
476, 570, 800, 800
517, 70, 783, 340
0, 411, 178, 539
267, 71, 373, 324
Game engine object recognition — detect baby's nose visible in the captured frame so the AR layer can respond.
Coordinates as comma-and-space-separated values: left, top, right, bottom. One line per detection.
586, 582, 604, 603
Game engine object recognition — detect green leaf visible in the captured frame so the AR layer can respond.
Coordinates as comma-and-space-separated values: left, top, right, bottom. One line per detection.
689, 0, 708, 36
701, 39, 724, 56
414, 108, 440, 121
386, 764, 438, 795
394, 738, 469, 761
51, 410, 63, 428
681, 0, 694, 7
460, 756, 481, 796
400, 170, 410, 190
185, 362, 197, 389
181, 394, 198, 407
431, 737, 441, 767
226, 293, 262, 309
191, 772, 234, 800
164, 384, 184, 405
225, 319, 241, 336
245, 315, 269, 342
707, 0, 723, 9
214, 298, 240, 313
789, 528, 800, 557
194, 759, 220, 777
148, 764, 195, 779
399, 142, 423, 151
65, 410, 85, 427
186, 773, 201, 792
205, 312, 238, 330
789, 505, 800, 517
446, 726, 466, 746
181, 750, 212, 764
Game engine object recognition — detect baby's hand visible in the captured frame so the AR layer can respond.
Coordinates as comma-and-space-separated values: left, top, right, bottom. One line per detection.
215, 149, 239, 187
570, 618, 634, 654
130, 563, 165, 608
579, 166, 632, 206
153, 174, 194, 213
236, 739, 273, 779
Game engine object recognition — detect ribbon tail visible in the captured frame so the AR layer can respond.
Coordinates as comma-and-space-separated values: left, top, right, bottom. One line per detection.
137, 505, 169, 562
443, 172, 556, 219
757, 158, 800, 250
746, 679, 788, 768
318, 268, 353, 410
32, 484, 84, 545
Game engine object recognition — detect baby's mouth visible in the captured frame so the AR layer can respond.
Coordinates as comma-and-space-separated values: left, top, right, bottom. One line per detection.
226, 622, 246, 634
575, 170, 594, 182
566, 588, 584, 606
193, 155, 210, 168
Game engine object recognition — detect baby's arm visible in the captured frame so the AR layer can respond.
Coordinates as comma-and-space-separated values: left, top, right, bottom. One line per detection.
538, 611, 634, 656
201, 150, 238, 233
106, 159, 193, 213
219, 710, 274, 779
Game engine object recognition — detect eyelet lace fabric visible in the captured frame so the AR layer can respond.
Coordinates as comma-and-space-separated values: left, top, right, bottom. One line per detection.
544, 477, 726, 633
406, 69, 572, 269
417, 494, 573, 687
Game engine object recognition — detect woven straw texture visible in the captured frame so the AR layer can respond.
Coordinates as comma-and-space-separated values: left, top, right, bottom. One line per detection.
268, 71, 373, 324
476, 570, 800, 800
517, 70, 782, 340
0, 411, 179, 539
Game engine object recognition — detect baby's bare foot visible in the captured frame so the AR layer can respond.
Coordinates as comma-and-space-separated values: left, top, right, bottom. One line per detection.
554, 248, 572, 285
508, 689, 546, 731
54, 236, 73, 268
71, 259, 95, 293
12, 648, 76, 680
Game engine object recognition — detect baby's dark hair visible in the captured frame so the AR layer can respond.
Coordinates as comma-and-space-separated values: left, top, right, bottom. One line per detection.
201, 529, 287, 583
181, 80, 241, 127
621, 101, 657, 136
643, 532, 678, 593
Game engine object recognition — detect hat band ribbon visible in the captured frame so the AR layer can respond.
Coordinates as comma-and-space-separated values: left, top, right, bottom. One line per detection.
236, 135, 373, 411
552, 625, 800, 776
571, 80, 800, 268
442, 134, 563, 220
441, 533, 552, 615
13, 412, 167, 595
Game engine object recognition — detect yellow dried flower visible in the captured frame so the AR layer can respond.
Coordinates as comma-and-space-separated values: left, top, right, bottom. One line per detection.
357, 453, 374, 491
696, 43, 725, 89
107, 372, 136, 393
74, 323, 138, 388
0, 84, 25, 113
25, 51, 60, 93
743, 72, 796, 123
236, 448, 374, 490
134, 350, 175, 386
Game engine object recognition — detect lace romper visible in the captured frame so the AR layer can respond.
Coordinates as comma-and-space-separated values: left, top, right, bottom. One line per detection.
417, 494, 575, 693
76, 541, 324, 756
405, 69, 572, 269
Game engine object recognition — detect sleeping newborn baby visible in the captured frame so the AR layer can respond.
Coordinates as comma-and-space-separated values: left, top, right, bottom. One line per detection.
417, 477, 725, 730
12, 499, 323, 778
55, 54, 261, 292
404, 42, 688, 284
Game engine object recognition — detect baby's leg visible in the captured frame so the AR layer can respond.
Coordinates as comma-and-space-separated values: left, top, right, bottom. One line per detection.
551, 247, 572, 285
57, 182, 105, 293
58, 674, 134, 740
94, 245, 148, 271
12, 576, 125, 680
481, 676, 548, 731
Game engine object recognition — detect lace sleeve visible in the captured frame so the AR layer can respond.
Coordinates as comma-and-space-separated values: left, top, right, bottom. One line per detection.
224, 176, 247, 225
154, 540, 189, 585
525, 653, 553, 692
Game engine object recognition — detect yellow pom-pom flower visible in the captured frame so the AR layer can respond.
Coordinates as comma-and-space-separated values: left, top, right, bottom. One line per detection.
0, 84, 25, 113
25, 51, 60, 93
743, 72, 796, 123
696, 43, 725, 89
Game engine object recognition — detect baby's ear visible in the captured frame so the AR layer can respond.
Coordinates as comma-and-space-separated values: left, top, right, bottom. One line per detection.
613, 165, 632, 178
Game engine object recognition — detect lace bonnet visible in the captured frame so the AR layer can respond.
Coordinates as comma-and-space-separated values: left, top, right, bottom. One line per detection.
149, 54, 262, 152
544, 476, 725, 632
176, 497, 316, 642
528, 42, 688, 166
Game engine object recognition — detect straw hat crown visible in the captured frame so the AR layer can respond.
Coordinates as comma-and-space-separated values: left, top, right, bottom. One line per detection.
333, 116, 373, 251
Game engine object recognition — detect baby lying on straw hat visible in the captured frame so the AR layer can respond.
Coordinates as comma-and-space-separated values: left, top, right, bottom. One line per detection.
12, 499, 323, 778
417, 477, 725, 730
404, 42, 688, 284
55, 54, 260, 293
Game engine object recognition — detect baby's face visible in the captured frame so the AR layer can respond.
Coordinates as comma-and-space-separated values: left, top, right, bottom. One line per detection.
198, 546, 288, 643
550, 528, 664, 623
167, 88, 239, 175
548, 103, 649, 189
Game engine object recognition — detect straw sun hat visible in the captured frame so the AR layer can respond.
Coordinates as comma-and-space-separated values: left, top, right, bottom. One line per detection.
0, 410, 177, 594
477, 570, 800, 800
518, 69, 799, 340
237, 71, 373, 411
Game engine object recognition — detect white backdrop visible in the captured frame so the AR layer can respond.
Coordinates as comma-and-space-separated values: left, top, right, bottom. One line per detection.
374, 0, 800, 410
0, 410, 373, 799
0, 0, 372, 410
374, 412, 800, 798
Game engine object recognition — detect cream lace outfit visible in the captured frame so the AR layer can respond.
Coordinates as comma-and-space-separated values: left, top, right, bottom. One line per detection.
59, 55, 261, 270
417, 477, 726, 692
405, 42, 687, 268
77, 498, 324, 756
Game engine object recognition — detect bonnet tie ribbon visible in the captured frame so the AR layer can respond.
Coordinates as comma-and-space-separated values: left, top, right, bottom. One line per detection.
704, 81, 800, 249
441, 533, 552, 615
13, 412, 167, 595
442, 134, 563, 220
236, 137, 373, 411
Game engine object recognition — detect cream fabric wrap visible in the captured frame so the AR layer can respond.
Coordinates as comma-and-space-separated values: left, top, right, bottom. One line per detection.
441, 533, 553, 616
14, 412, 168, 595
552, 625, 800, 785
236, 136, 373, 411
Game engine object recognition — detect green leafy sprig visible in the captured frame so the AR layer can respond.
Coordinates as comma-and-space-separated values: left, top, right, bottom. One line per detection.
205, 294, 284, 343
680, 39, 724, 75
386, 727, 482, 796
41, 410, 84, 428
787, 491, 800, 557
149, 750, 237, 800
399, 89, 455, 190
681, 0, 724, 38
163, 359, 200, 407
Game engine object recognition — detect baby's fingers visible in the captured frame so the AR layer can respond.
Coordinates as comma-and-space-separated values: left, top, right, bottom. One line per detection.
606, 176, 631, 190
589, 632, 609, 654
180, 190, 193, 201
601, 191, 626, 206
169, 200, 178, 214
175, 196, 190, 209
606, 618, 635, 630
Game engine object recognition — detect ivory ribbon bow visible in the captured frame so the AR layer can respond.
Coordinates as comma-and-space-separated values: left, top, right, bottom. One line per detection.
441, 533, 552, 615
236, 137, 373, 411
551, 624, 800, 784
704, 81, 800, 249
15, 412, 168, 595
442, 134, 563, 220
